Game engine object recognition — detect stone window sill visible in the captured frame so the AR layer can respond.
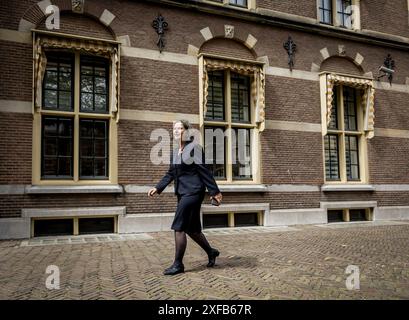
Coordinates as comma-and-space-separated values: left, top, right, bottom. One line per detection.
25, 185, 124, 194
321, 184, 375, 192
217, 184, 267, 192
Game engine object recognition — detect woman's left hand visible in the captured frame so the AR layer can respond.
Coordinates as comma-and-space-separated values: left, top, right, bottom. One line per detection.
210, 192, 222, 204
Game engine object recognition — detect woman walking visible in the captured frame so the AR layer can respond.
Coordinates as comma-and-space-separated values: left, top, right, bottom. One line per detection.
148, 120, 223, 275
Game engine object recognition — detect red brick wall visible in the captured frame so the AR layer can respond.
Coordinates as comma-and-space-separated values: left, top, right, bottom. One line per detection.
257, 0, 317, 19
0, 113, 32, 184
265, 77, 321, 123
120, 57, 199, 113
361, 0, 409, 39
0, 41, 32, 102
0, 0, 38, 30
1, 0, 409, 221
261, 130, 324, 185
368, 136, 409, 184
321, 191, 409, 207
37, 12, 115, 40
320, 56, 363, 76
200, 38, 256, 60
372, 90, 409, 130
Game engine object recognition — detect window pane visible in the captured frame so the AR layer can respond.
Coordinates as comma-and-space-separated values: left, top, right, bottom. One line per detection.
95, 94, 107, 111
320, 0, 332, 24
59, 91, 71, 110
43, 158, 58, 176
232, 128, 252, 179
44, 90, 57, 109
43, 118, 58, 136
58, 138, 72, 156
44, 138, 57, 156
94, 121, 107, 138
79, 119, 109, 179
80, 120, 93, 137
59, 72, 72, 91
337, 0, 352, 28
343, 86, 357, 131
42, 53, 73, 110
205, 71, 225, 121
229, 0, 247, 7
41, 116, 73, 178
231, 73, 251, 123
59, 119, 73, 137
95, 77, 107, 94
81, 93, 93, 111
81, 76, 93, 93
94, 66, 106, 77
329, 88, 338, 129
323, 0, 331, 9
325, 10, 331, 24
58, 157, 72, 176
94, 159, 107, 177
204, 126, 226, 179
81, 65, 93, 75
44, 71, 57, 89
80, 158, 93, 177
345, 135, 360, 180
325, 134, 340, 180
80, 138, 93, 157
80, 56, 109, 113
94, 140, 106, 157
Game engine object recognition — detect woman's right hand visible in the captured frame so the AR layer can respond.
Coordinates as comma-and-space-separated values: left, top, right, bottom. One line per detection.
148, 188, 158, 197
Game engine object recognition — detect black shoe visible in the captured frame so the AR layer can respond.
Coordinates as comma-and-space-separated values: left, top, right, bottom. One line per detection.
207, 248, 220, 267
163, 263, 184, 275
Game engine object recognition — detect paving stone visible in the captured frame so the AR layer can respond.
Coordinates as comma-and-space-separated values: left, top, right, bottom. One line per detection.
0, 222, 408, 299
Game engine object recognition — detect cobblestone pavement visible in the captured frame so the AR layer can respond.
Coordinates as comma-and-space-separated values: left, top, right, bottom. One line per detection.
0, 221, 408, 300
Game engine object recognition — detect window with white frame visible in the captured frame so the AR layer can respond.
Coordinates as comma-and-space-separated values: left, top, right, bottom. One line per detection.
318, 0, 359, 29
320, 73, 375, 184
205, 0, 253, 9
325, 85, 361, 181
32, 32, 120, 185
200, 57, 265, 184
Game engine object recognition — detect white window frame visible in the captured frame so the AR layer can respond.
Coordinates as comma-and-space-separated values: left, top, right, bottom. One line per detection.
317, 0, 361, 30
201, 0, 256, 10
198, 54, 265, 185
32, 30, 120, 186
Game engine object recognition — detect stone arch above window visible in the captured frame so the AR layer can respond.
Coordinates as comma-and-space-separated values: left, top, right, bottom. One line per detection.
320, 56, 364, 76
200, 38, 257, 61
18, 1, 119, 38
36, 12, 116, 40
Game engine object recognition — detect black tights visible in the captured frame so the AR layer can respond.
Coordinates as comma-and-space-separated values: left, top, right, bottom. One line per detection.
173, 231, 213, 266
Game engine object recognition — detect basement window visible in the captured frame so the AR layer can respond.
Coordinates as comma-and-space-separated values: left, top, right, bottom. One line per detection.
203, 211, 262, 229
32, 216, 116, 237
203, 214, 229, 229
78, 217, 115, 235
34, 219, 73, 237
327, 208, 372, 223
327, 210, 344, 223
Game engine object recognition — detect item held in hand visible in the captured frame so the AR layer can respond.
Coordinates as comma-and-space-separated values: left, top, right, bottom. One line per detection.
211, 197, 220, 206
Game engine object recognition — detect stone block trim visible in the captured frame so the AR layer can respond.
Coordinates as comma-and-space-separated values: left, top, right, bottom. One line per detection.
99, 9, 116, 27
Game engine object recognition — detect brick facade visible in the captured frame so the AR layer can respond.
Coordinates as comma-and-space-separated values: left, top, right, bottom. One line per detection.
0, 0, 409, 235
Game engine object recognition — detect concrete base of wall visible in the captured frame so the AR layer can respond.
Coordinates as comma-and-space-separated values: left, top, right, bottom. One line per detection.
266, 208, 327, 226
117, 213, 174, 233
1, 205, 409, 240
0, 218, 30, 239
374, 206, 409, 221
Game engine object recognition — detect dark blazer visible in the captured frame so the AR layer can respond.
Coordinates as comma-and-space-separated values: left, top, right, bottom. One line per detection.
155, 141, 221, 196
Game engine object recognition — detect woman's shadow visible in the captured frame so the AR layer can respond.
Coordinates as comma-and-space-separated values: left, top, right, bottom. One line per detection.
186, 255, 258, 273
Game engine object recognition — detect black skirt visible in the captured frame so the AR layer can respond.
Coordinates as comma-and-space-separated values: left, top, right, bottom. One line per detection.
171, 191, 205, 233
